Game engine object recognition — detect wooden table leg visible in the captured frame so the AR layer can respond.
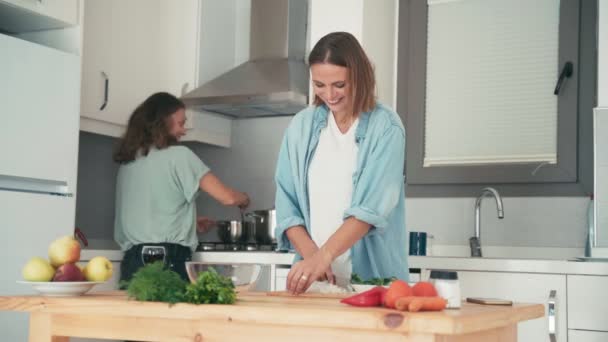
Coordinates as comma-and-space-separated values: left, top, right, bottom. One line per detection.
29, 312, 68, 342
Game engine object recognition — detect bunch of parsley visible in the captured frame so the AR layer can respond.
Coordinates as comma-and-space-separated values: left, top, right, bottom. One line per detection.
124, 262, 187, 304
124, 262, 237, 305
183, 267, 236, 304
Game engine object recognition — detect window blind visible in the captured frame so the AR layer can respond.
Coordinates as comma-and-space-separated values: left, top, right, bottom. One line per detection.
424, 0, 560, 167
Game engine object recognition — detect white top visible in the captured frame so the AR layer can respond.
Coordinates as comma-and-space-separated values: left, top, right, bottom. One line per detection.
308, 112, 359, 286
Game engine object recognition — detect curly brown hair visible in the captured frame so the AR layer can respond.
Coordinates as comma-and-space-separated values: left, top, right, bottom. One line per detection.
308, 32, 376, 114
113, 92, 185, 164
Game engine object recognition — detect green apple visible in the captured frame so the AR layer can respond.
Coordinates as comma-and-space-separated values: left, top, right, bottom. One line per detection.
48, 236, 81, 268
84, 256, 113, 282
22, 257, 55, 282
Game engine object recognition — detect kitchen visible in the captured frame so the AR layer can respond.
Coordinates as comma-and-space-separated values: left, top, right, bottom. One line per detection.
1, 0, 607, 341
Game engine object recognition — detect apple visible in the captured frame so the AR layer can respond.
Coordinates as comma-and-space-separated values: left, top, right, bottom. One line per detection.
84, 256, 113, 282
53, 263, 85, 282
22, 257, 55, 282
48, 236, 81, 267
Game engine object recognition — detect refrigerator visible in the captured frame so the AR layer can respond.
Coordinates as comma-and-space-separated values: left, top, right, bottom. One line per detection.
0, 33, 80, 341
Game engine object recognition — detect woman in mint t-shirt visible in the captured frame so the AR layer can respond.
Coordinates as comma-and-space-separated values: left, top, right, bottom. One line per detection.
113, 92, 249, 283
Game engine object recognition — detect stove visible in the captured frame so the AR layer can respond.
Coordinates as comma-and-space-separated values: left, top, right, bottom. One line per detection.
196, 241, 281, 252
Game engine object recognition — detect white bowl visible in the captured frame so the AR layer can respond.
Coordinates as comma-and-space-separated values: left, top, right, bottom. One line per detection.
185, 262, 261, 290
17, 281, 103, 296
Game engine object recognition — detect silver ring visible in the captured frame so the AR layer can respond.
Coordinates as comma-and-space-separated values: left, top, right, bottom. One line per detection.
300, 274, 308, 281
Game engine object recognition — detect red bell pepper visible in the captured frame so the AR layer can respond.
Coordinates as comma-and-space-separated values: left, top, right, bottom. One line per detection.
340, 286, 388, 307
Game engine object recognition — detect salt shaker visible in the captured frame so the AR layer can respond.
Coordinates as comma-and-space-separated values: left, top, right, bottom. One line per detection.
429, 270, 461, 309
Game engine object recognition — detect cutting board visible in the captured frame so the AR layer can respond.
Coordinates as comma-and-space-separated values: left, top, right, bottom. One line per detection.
266, 291, 352, 299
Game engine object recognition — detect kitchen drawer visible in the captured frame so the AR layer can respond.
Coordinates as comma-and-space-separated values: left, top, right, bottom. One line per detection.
568, 329, 608, 342
567, 275, 608, 331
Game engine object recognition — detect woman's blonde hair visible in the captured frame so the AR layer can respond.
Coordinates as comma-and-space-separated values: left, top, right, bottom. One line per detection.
308, 32, 376, 114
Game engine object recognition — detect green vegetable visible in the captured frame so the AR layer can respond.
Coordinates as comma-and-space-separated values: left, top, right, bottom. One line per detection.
183, 268, 236, 304
124, 262, 187, 304
351, 273, 396, 286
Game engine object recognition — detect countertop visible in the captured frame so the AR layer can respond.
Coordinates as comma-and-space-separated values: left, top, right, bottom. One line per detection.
0, 291, 543, 341
410, 255, 608, 276
82, 248, 608, 276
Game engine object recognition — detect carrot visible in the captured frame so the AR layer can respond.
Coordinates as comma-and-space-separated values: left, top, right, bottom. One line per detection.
408, 297, 448, 312
394, 296, 417, 311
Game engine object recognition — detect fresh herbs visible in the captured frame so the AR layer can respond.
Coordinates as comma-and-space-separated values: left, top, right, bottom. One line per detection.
125, 262, 187, 304
183, 268, 236, 304
124, 262, 236, 305
351, 273, 396, 286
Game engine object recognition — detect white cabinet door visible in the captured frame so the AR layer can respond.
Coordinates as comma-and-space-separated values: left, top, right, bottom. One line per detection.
569, 330, 608, 342
459, 271, 566, 342
80, 0, 198, 126
567, 275, 608, 332
0, 0, 78, 25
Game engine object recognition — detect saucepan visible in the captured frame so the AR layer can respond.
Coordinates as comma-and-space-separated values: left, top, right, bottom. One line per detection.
245, 208, 277, 245
216, 220, 254, 244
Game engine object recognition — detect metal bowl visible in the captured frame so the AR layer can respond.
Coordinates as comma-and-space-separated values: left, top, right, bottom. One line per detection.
184, 262, 261, 290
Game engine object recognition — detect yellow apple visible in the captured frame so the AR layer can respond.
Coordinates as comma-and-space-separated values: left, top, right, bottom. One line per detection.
48, 236, 81, 267
22, 257, 55, 282
83, 256, 113, 282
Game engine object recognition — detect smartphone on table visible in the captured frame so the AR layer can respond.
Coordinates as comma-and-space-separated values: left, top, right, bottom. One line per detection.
466, 297, 513, 305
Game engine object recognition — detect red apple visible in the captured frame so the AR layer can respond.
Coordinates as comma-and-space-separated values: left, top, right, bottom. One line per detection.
53, 263, 85, 282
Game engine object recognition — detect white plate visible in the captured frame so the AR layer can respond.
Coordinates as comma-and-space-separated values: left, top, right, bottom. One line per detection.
17, 281, 103, 296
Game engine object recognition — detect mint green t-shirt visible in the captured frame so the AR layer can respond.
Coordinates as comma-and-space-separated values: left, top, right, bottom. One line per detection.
114, 146, 210, 252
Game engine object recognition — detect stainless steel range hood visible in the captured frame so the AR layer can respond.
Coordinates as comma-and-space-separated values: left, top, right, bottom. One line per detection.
182, 0, 309, 119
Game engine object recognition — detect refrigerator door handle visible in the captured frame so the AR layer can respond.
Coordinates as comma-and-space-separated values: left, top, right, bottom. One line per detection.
0, 174, 72, 197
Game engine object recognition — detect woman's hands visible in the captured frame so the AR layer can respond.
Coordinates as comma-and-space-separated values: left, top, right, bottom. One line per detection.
196, 216, 216, 233
287, 248, 334, 294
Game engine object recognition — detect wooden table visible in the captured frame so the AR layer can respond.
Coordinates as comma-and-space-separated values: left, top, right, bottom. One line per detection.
0, 291, 543, 342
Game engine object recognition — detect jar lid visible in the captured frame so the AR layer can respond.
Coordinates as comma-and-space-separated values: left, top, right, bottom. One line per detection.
430, 270, 458, 280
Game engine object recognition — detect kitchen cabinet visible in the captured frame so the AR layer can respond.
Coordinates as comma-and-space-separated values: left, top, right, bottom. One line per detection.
80, 0, 197, 127
458, 271, 566, 342
569, 330, 608, 342
0, 0, 78, 32
80, 0, 231, 146
567, 275, 608, 340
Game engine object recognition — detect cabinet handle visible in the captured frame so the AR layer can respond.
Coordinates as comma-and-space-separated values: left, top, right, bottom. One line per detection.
548, 290, 557, 342
553, 61, 573, 95
100, 71, 109, 111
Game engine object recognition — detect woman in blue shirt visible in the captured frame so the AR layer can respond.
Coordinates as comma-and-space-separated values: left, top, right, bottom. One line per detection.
275, 32, 409, 294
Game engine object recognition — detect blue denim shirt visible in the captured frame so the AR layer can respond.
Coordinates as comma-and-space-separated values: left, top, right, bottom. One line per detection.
274, 103, 409, 281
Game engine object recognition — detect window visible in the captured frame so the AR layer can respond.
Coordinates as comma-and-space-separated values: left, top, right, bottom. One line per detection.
396, 0, 596, 196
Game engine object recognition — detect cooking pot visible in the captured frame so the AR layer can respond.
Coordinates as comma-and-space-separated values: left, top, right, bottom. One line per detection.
216, 220, 243, 244
246, 208, 277, 245
216, 220, 254, 244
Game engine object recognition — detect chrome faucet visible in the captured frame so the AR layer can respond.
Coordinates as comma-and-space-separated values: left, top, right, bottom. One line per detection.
470, 187, 504, 257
